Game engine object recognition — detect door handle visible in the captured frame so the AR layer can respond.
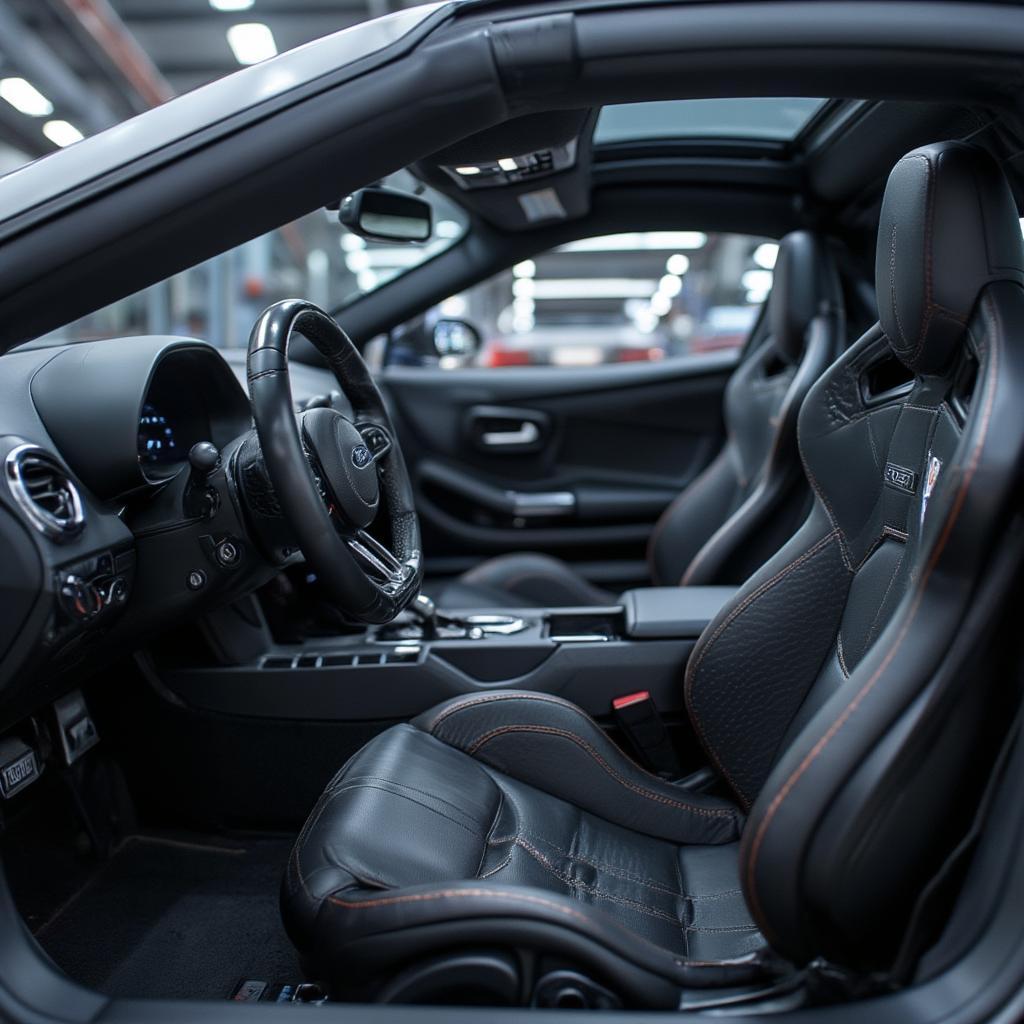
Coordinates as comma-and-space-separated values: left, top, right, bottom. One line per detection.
465, 405, 550, 453
481, 421, 541, 447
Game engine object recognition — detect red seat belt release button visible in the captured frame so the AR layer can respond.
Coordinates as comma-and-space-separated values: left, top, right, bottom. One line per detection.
611, 690, 680, 778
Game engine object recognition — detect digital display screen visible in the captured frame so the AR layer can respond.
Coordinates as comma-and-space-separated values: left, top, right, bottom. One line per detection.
138, 402, 179, 464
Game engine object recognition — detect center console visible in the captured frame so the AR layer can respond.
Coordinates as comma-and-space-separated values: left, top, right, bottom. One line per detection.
162, 587, 736, 723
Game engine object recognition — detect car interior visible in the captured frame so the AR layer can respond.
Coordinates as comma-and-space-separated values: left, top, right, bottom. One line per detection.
2, 3, 1024, 1023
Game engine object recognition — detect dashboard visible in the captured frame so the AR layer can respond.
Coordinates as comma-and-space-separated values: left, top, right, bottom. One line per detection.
0, 336, 260, 729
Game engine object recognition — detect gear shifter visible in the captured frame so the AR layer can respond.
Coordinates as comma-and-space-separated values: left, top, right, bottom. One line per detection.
407, 593, 441, 640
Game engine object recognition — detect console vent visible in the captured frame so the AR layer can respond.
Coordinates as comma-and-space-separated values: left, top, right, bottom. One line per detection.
5, 444, 84, 541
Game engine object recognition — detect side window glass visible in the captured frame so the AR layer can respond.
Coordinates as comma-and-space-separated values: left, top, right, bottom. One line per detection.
387, 232, 776, 369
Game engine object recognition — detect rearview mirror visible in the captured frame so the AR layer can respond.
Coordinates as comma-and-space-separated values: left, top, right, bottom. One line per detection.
339, 187, 432, 242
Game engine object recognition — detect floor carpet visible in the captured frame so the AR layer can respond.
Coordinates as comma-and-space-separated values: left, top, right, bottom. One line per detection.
32, 833, 302, 1000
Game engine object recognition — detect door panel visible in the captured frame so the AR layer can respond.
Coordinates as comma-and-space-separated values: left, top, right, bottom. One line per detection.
381, 352, 736, 583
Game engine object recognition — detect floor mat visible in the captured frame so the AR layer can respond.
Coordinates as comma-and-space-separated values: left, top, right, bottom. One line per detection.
34, 834, 302, 1000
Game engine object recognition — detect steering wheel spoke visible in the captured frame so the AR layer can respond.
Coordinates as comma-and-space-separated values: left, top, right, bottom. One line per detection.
355, 421, 393, 465
345, 529, 418, 595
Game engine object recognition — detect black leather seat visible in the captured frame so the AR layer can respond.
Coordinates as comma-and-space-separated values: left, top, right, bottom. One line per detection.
434, 229, 844, 610
283, 142, 1024, 1007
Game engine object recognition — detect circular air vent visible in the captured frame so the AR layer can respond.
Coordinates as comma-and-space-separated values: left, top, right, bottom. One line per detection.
5, 444, 85, 541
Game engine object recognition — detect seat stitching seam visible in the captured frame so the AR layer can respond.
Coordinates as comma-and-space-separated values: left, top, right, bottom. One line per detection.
324, 888, 688, 966
466, 725, 737, 820
505, 834, 685, 925
488, 831, 705, 897
429, 693, 731, 807
327, 782, 483, 837
836, 631, 850, 679
475, 789, 506, 879
863, 546, 907, 650
490, 831, 744, 901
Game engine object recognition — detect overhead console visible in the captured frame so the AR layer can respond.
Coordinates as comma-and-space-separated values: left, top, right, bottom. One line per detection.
414, 109, 597, 230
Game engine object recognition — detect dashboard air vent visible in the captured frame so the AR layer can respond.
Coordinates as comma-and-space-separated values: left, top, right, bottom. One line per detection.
5, 444, 85, 541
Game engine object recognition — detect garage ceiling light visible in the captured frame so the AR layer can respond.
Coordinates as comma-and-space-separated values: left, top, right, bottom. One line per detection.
560, 232, 707, 253
42, 120, 83, 147
227, 23, 277, 65
531, 278, 657, 299
210, 0, 254, 9
0, 77, 53, 117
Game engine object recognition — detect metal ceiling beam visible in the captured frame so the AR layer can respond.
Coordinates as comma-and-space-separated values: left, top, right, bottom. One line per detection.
0, 0, 116, 133
54, 0, 173, 109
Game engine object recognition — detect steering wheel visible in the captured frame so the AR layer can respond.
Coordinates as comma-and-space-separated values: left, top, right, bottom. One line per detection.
244, 299, 421, 624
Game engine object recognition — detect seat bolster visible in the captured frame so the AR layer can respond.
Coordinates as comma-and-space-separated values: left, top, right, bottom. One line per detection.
414, 692, 742, 845
314, 878, 688, 1000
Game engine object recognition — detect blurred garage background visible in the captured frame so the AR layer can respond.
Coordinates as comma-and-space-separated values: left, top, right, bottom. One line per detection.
0, 0, 775, 367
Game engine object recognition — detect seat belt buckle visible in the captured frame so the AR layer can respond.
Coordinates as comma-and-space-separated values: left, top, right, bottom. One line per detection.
611, 691, 681, 778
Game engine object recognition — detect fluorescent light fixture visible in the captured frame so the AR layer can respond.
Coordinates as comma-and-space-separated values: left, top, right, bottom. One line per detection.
753, 242, 779, 269
658, 274, 683, 297
1, 77, 54, 117
455, 165, 481, 176
344, 250, 371, 272
513, 296, 535, 316
512, 278, 536, 298
741, 269, 773, 293
435, 219, 462, 239
633, 310, 659, 334
512, 260, 536, 278
42, 120, 83, 147
227, 23, 277, 65
531, 278, 657, 299
440, 295, 467, 318
357, 270, 379, 292
210, 0, 254, 9
650, 292, 673, 317
497, 157, 518, 172
340, 233, 366, 252
666, 253, 690, 276
560, 232, 706, 253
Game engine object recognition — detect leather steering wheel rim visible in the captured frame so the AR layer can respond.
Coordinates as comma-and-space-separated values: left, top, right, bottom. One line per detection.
246, 298, 421, 624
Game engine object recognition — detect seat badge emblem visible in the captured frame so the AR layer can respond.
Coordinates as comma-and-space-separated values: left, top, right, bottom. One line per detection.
920, 453, 942, 525
884, 462, 917, 494
351, 445, 373, 469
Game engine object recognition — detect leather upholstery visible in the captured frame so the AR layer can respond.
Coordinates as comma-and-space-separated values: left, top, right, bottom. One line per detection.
434, 230, 843, 609
284, 141, 1024, 1003
283, 711, 759, 1005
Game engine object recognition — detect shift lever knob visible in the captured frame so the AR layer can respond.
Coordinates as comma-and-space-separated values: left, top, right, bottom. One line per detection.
412, 593, 437, 620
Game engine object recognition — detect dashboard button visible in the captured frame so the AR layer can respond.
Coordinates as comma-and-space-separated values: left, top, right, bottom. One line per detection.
214, 539, 240, 567
187, 569, 207, 591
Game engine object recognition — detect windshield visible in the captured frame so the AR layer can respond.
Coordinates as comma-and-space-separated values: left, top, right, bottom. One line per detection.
40, 170, 467, 348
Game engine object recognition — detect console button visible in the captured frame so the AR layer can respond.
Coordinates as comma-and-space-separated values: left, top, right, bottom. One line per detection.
215, 539, 240, 567
187, 569, 207, 591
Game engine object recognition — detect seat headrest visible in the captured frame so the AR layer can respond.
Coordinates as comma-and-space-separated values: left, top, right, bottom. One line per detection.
876, 140, 1024, 375
768, 230, 831, 363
